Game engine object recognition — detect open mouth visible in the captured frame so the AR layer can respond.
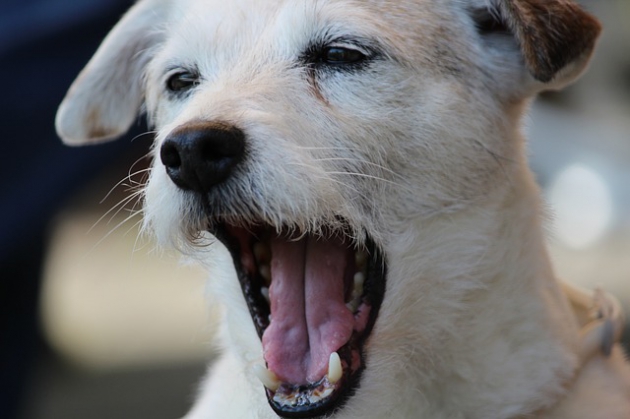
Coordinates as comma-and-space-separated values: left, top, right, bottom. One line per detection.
211, 221, 386, 418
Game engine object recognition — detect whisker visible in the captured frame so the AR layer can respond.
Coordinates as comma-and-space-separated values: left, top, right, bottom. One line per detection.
291, 157, 416, 194
126, 216, 148, 264
100, 167, 151, 204
90, 210, 144, 253
310, 156, 420, 194
285, 162, 362, 195
88, 190, 144, 234
106, 191, 144, 224
126, 151, 153, 181
311, 156, 403, 179
289, 147, 411, 189
323, 171, 401, 187
294, 146, 359, 151
131, 131, 157, 143
118, 168, 152, 189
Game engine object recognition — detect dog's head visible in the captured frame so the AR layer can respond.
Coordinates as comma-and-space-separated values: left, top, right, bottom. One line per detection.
57, 0, 599, 417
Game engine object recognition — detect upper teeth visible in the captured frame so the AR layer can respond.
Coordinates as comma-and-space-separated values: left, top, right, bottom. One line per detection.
346, 270, 366, 312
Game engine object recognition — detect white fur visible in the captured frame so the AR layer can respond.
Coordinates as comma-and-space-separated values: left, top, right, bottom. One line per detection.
56, 0, 630, 417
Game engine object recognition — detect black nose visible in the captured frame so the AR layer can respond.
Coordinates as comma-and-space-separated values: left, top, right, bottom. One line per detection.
160, 122, 246, 192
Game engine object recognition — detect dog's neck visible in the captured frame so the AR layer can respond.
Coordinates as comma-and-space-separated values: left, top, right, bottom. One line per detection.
370, 158, 585, 417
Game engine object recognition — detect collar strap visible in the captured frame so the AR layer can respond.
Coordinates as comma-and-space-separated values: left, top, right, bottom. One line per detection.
562, 281, 625, 362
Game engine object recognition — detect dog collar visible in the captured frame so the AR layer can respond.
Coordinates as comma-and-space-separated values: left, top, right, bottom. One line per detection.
561, 281, 625, 361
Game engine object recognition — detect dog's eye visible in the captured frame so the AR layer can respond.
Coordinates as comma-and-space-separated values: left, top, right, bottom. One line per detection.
166, 71, 199, 93
322, 47, 367, 65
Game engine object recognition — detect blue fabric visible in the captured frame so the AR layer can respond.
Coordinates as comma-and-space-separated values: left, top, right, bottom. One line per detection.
0, 0, 141, 254
0, 2, 148, 418
1, 0, 121, 54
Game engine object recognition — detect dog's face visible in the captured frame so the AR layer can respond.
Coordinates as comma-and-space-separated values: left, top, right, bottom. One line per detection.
57, 0, 599, 417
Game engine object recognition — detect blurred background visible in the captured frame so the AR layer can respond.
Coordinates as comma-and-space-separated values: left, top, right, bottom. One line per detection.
1, 1, 629, 418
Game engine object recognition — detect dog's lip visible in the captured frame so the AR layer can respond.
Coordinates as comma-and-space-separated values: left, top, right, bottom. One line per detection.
209, 221, 386, 418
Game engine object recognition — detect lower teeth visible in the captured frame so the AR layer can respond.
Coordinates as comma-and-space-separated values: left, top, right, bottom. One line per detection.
271, 377, 338, 407
256, 351, 343, 404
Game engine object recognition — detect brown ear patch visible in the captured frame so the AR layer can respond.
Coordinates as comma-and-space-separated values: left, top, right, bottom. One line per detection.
86, 107, 114, 140
496, 0, 601, 83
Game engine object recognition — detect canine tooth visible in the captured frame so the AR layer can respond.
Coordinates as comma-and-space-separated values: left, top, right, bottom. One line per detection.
253, 364, 280, 391
259, 264, 271, 284
261, 287, 270, 304
327, 352, 343, 384
254, 242, 271, 263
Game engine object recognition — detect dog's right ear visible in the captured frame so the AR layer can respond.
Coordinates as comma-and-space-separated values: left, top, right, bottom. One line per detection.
56, 0, 170, 146
472, 0, 601, 93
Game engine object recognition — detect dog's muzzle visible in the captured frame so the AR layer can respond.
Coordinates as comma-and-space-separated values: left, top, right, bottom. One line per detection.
160, 123, 388, 418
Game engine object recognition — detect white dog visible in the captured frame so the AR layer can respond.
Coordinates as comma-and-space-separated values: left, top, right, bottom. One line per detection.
56, 0, 630, 417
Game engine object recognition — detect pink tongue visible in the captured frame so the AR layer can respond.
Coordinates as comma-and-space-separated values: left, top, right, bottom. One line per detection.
262, 235, 354, 384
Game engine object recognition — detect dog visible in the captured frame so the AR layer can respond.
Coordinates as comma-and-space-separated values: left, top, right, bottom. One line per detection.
56, 0, 630, 417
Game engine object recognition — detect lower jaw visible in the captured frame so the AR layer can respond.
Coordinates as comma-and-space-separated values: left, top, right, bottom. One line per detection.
267, 378, 346, 418
265, 344, 363, 418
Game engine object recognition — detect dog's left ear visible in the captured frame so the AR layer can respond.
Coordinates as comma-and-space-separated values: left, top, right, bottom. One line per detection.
56, 0, 170, 146
479, 0, 601, 90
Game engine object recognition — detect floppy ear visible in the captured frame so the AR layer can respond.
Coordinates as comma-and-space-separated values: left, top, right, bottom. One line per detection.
56, 0, 170, 146
495, 0, 601, 88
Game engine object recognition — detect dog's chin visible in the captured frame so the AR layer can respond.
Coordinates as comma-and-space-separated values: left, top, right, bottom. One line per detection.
209, 220, 386, 418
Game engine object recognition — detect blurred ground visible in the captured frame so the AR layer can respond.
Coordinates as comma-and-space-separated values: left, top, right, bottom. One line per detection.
20, 355, 206, 419
18, 157, 217, 419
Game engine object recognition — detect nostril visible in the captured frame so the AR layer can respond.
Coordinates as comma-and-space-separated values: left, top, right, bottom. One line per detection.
160, 140, 182, 169
160, 122, 246, 193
